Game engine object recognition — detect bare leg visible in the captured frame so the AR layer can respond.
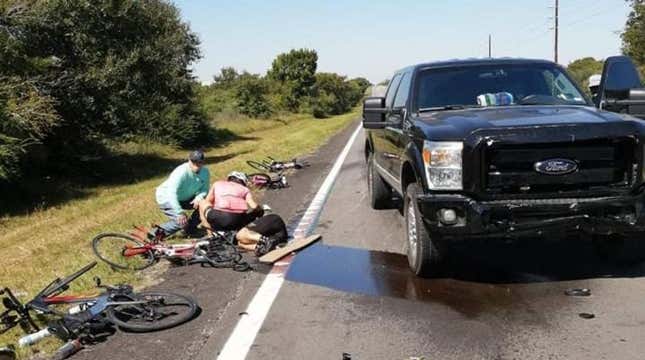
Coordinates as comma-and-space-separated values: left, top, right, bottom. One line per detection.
197, 200, 212, 230
236, 227, 263, 251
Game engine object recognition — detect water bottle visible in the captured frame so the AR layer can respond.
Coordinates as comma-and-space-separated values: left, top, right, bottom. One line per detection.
18, 328, 51, 347
51, 339, 82, 360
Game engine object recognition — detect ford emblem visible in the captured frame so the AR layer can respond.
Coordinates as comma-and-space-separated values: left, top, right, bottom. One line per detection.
534, 158, 578, 175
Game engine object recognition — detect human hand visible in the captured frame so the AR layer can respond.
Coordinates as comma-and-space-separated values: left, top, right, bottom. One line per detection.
191, 198, 200, 209
177, 214, 188, 227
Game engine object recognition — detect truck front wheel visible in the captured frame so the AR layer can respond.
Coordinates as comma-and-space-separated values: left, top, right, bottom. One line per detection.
404, 183, 441, 276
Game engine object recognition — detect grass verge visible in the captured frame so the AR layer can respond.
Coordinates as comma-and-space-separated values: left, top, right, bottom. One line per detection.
0, 108, 358, 357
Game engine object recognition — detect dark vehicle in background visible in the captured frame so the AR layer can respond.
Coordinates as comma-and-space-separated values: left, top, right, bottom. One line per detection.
363, 56, 645, 276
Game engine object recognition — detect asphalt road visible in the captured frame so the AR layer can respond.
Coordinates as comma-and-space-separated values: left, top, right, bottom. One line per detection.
72, 121, 645, 360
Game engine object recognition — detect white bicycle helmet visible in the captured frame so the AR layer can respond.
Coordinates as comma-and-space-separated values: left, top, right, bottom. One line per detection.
227, 171, 249, 186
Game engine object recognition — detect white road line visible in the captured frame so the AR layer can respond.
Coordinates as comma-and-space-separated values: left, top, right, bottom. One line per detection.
216, 123, 362, 360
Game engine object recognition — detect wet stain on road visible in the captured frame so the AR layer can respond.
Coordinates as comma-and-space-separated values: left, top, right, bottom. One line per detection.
285, 239, 645, 318
286, 243, 517, 317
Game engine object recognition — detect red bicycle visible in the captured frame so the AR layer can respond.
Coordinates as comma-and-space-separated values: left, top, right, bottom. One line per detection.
91, 226, 250, 271
247, 172, 288, 189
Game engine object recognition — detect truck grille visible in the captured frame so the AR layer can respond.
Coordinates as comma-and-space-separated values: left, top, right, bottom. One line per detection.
483, 140, 635, 196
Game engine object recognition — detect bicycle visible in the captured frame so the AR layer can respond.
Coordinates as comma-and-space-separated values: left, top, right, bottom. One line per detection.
92, 226, 250, 272
0, 262, 197, 359
247, 172, 288, 189
246, 156, 309, 173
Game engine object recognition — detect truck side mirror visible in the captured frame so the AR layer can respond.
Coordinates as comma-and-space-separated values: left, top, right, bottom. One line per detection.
595, 56, 645, 119
596, 56, 643, 108
363, 97, 388, 129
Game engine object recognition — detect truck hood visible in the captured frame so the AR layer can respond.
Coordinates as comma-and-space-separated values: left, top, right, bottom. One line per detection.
413, 105, 643, 140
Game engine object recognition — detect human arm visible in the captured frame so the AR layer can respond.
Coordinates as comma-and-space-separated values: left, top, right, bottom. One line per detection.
164, 165, 187, 217
245, 192, 264, 218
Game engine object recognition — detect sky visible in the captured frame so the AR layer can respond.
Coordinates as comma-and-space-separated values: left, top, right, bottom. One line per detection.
173, 0, 632, 85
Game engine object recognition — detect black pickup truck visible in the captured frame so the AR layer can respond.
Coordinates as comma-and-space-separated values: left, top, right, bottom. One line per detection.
363, 56, 645, 276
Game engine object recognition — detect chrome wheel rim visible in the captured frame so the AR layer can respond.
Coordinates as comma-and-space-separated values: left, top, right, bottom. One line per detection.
407, 199, 418, 265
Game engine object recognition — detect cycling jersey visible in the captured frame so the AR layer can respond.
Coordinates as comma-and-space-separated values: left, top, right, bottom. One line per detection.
210, 180, 250, 214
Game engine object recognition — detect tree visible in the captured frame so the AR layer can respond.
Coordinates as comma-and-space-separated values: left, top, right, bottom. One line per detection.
566, 57, 604, 92
267, 48, 317, 110
234, 73, 272, 117
622, 0, 645, 67
213, 67, 240, 87
0, 0, 209, 181
311, 73, 363, 118
349, 77, 372, 94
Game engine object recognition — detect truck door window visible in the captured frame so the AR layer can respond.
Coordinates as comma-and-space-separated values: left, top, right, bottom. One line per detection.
385, 74, 403, 109
393, 72, 412, 108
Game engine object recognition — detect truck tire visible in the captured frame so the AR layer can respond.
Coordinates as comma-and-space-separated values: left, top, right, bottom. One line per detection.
404, 183, 441, 277
367, 153, 392, 209
593, 234, 645, 265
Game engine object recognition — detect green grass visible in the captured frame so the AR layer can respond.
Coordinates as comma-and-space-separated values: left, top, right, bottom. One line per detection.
0, 108, 358, 357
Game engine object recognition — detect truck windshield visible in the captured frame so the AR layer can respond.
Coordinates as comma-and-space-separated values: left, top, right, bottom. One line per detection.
415, 63, 589, 111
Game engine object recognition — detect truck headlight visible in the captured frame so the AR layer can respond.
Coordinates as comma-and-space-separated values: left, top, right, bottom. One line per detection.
422, 141, 463, 190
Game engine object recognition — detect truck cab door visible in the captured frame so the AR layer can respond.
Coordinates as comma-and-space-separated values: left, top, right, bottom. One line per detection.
386, 72, 413, 179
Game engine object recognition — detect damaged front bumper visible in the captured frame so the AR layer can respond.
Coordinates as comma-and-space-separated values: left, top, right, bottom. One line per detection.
417, 192, 645, 239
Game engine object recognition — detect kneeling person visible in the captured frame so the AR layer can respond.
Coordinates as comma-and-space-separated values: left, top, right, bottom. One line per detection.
199, 172, 285, 254
153, 150, 209, 238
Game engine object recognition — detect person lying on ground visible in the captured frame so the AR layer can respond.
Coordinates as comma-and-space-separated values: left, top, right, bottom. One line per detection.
150, 150, 210, 238
198, 171, 287, 255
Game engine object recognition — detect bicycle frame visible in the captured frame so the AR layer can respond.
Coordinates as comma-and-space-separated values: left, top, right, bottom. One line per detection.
127, 229, 241, 267
122, 238, 210, 260
1, 262, 146, 337
247, 173, 288, 189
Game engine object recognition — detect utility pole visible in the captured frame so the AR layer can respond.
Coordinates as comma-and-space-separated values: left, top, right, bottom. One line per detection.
488, 34, 492, 58
554, 0, 559, 63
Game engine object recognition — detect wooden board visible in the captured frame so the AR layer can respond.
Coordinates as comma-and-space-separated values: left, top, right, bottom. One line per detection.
259, 234, 322, 264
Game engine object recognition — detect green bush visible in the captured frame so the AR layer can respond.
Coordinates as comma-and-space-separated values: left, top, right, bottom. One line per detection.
310, 73, 365, 118
234, 73, 272, 117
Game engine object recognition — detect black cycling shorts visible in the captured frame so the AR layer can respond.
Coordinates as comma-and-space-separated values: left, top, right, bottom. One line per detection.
205, 207, 254, 231
246, 214, 287, 240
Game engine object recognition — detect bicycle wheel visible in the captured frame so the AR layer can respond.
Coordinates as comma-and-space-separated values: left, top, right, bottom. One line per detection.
106, 292, 197, 332
92, 233, 155, 271
246, 160, 271, 172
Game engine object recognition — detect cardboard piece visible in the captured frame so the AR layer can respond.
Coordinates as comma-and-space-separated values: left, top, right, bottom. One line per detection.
258, 234, 322, 264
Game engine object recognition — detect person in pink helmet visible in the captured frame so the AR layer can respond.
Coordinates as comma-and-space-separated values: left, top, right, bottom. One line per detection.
198, 171, 287, 255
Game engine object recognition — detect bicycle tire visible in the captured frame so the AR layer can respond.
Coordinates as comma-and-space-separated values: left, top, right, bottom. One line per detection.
106, 292, 197, 332
92, 233, 155, 271
37, 262, 98, 299
246, 160, 271, 172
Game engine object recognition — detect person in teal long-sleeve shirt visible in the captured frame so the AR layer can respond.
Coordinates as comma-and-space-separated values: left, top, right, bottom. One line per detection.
153, 150, 210, 237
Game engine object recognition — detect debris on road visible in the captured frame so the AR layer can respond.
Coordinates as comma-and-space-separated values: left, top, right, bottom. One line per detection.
579, 313, 596, 319
259, 234, 322, 263
565, 288, 591, 297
